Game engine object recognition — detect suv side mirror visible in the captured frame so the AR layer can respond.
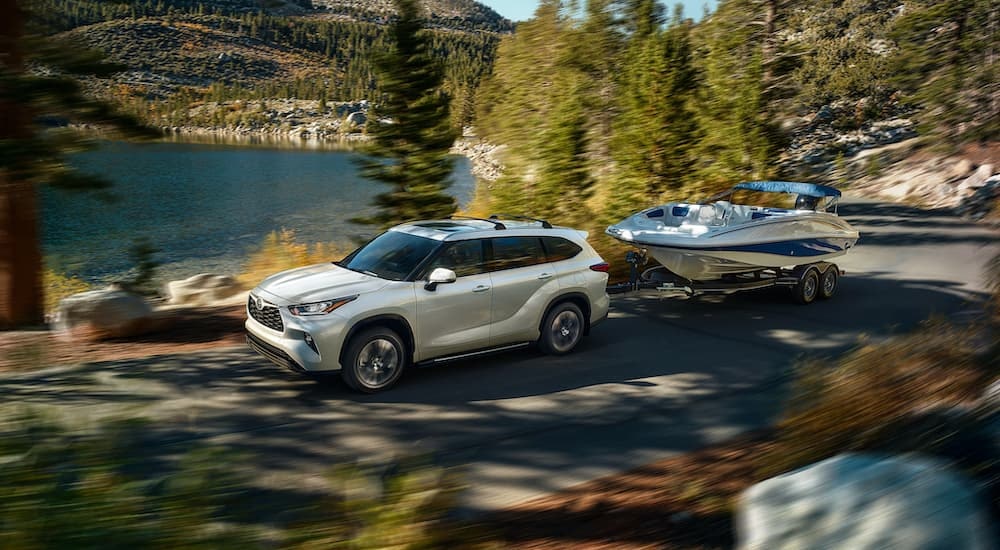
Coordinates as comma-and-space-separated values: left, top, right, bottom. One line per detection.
424, 267, 457, 291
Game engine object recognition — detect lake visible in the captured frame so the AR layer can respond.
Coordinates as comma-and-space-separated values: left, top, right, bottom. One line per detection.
43, 141, 476, 283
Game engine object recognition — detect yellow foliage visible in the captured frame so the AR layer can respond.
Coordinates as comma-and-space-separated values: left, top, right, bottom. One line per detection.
239, 229, 352, 289
42, 269, 92, 314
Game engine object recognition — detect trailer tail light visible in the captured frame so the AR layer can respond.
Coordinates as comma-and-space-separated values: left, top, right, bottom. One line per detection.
589, 262, 610, 273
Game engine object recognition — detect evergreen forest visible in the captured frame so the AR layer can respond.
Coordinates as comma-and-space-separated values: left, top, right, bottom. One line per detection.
474, 0, 997, 229
28, 0, 999, 233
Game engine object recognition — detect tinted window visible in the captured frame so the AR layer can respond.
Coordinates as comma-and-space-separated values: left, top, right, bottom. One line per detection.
487, 237, 547, 271
542, 237, 582, 262
423, 240, 486, 277
339, 231, 439, 281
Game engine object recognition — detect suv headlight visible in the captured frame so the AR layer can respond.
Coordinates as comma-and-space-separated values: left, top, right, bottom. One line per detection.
288, 296, 357, 317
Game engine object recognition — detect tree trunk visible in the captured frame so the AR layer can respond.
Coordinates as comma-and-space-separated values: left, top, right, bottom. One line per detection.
0, 0, 44, 328
761, 0, 777, 89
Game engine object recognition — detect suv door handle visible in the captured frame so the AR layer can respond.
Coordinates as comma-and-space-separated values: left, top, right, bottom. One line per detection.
472, 285, 491, 293
537, 273, 553, 280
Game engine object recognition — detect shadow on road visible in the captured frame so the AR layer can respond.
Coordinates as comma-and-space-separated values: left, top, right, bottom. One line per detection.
1, 197, 995, 518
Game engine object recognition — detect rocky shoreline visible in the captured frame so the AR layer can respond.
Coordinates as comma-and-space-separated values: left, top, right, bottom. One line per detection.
153, 98, 506, 182
122, 96, 997, 221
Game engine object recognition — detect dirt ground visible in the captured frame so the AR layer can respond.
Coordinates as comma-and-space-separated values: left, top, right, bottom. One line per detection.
0, 305, 247, 371
483, 434, 771, 550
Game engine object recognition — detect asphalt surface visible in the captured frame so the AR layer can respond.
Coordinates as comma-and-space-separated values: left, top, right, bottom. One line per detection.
2, 199, 997, 514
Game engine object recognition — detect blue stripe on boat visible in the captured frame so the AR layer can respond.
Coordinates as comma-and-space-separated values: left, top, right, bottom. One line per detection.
630, 238, 847, 257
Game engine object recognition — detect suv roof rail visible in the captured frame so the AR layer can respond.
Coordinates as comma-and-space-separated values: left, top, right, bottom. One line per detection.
447, 215, 506, 230
489, 214, 552, 229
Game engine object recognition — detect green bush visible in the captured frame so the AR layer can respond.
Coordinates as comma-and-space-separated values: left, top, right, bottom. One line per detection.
0, 413, 255, 549
0, 413, 478, 549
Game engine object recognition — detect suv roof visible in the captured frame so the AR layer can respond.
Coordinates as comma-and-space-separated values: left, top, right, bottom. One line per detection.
394, 218, 585, 242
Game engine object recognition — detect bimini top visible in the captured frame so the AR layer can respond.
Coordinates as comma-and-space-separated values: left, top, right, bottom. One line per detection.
735, 181, 842, 198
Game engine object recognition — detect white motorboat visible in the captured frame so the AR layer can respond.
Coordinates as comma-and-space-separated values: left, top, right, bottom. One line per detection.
606, 181, 860, 281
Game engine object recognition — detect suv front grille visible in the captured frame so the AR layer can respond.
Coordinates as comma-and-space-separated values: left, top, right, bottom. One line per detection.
248, 295, 284, 332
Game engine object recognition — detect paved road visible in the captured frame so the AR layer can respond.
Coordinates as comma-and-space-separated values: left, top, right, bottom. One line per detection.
2, 199, 997, 513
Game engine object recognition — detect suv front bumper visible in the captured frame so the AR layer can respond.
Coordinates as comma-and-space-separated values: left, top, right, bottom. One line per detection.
245, 311, 349, 373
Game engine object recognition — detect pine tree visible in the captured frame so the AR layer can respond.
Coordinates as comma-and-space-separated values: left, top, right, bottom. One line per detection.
355, 0, 458, 227
0, 0, 153, 327
606, 14, 700, 221
891, 0, 998, 141
693, 0, 782, 186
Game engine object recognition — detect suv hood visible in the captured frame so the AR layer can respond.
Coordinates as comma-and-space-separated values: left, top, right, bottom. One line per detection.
253, 263, 389, 306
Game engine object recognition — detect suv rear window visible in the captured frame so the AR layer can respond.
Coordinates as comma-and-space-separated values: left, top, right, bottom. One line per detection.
487, 237, 547, 271
542, 237, 582, 262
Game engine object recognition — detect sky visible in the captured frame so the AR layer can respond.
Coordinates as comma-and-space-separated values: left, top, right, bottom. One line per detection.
479, 0, 719, 23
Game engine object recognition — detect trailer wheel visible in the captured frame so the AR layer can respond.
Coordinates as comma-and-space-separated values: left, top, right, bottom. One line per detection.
792, 267, 820, 305
819, 267, 839, 300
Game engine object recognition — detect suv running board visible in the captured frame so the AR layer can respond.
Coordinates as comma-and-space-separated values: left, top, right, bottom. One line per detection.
417, 342, 532, 366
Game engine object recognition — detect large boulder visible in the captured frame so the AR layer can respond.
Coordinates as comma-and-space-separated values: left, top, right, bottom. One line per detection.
165, 273, 241, 306
737, 454, 996, 550
56, 287, 159, 339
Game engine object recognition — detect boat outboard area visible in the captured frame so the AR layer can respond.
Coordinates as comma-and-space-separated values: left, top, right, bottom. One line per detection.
605, 181, 860, 303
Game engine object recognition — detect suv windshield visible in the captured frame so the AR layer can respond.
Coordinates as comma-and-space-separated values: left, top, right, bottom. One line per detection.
339, 231, 440, 281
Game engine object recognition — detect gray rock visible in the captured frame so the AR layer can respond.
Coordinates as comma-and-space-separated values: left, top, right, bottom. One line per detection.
737, 453, 997, 550
960, 166, 994, 190
346, 111, 367, 127
951, 159, 975, 179
813, 105, 835, 124
166, 273, 241, 306
56, 287, 158, 339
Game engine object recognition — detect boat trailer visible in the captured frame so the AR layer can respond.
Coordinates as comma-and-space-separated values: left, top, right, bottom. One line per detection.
607, 250, 843, 305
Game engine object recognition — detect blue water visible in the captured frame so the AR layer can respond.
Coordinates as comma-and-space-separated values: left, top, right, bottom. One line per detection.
42, 141, 476, 283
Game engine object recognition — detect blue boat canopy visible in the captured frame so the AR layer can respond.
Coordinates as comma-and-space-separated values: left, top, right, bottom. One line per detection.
735, 181, 842, 198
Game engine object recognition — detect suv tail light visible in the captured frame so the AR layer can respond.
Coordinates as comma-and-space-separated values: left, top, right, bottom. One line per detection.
589, 262, 610, 273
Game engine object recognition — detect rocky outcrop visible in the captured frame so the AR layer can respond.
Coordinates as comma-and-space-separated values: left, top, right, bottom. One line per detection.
737, 453, 997, 550
781, 100, 918, 171
55, 287, 165, 340
844, 140, 1000, 218
451, 136, 505, 182
164, 99, 371, 142
165, 274, 242, 306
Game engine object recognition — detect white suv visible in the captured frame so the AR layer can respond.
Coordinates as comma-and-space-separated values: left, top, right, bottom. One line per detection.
245, 217, 611, 392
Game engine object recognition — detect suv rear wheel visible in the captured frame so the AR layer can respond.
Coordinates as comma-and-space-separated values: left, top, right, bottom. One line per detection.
342, 327, 407, 393
538, 302, 585, 355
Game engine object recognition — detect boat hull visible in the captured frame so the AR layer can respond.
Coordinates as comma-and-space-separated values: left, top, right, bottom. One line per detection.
607, 204, 859, 281
643, 237, 853, 281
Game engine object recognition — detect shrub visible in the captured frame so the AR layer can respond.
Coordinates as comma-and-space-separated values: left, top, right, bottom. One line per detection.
42, 269, 92, 314
0, 413, 478, 548
126, 236, 162, 295
759, 321, 997, 484
289, 461, 474, 549
0, 413, 256, 548
988, 251, 1000, 319
239, 229, 353, 290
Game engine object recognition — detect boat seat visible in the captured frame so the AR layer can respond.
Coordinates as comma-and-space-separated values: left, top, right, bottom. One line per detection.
696, 205, 717, 225
714, 201, 732, 224
751, 212, 771, 220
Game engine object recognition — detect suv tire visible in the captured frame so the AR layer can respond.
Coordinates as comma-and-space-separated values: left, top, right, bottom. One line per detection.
538, 301, 585, 355
342, 327, 408, 393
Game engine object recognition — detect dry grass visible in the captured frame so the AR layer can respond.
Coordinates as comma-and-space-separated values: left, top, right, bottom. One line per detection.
238, 229, 353, 290
760, 320, 998, 481
43, 269, 92, 314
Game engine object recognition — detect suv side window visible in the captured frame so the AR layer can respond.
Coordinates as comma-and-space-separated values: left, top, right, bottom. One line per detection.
541, 237, 582, 262
487, 237, 547, 272
423, 239, 486, 277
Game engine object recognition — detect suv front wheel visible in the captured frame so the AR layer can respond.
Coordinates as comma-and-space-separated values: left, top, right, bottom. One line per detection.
538, 302, 585, 355
342, 327, 408, 393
